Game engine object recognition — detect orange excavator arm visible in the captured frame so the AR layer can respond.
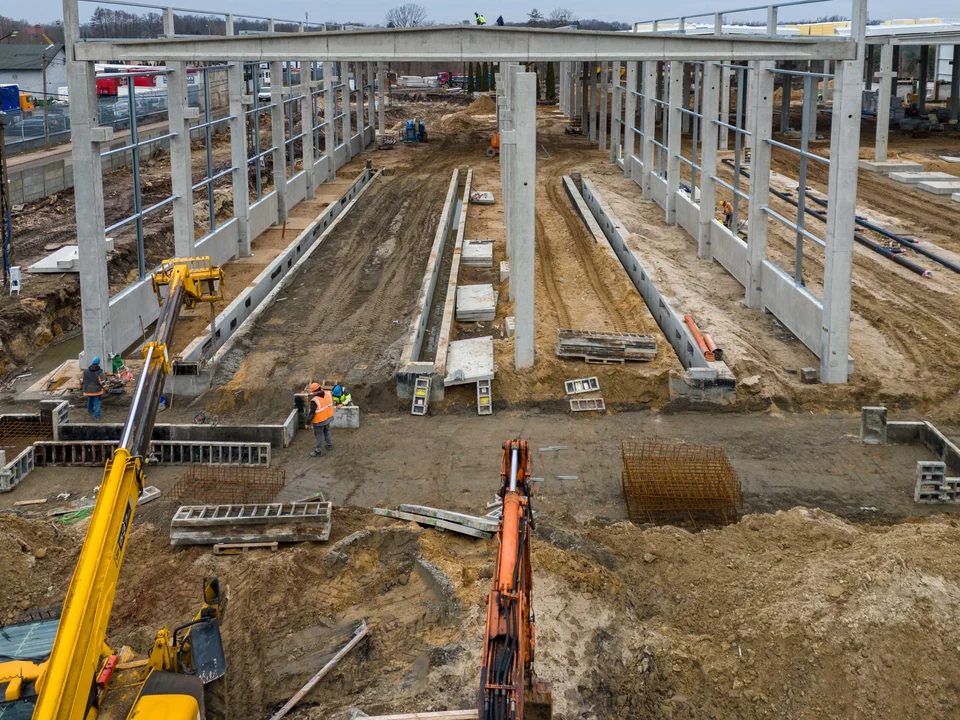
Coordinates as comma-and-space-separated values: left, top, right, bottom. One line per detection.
479, 440, 552, 720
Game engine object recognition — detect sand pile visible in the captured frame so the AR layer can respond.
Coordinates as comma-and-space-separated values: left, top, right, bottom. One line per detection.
464, 94, 497, 115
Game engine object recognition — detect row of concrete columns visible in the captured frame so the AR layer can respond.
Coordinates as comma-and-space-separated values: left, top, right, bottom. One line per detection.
497, 63, 536, 369
560, 57, 864, 384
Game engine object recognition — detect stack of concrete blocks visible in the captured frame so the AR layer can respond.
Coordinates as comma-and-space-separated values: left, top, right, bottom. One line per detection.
860, 406, 887, 444
914, 461, 960, 504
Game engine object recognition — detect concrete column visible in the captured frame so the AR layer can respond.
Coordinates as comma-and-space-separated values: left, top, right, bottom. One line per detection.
599, 62, 608, 151
166, 61, 196, 257
366, 62, 376, 137
824, 61, 834, 102
766, 6, 777, 35
164, 6, 174, 35
950, 45, 959, 123
744, 66, 755, 152
354, 63, 364, 146
714, 13, 722, 34
610, 61, 621, 162
641, 61, 657, 199
323, 64, 336, 181
300, 60, 316, 196
875, 44, 894, 161
225, 13, 234, 35
919, 45, 928, 115
665, 61, 683, 225
745, 61, 774, 310
64, 0, 112, 364
780, 67, 792, 133
377, 63, 386, 137
228, 62, 250, 256
698, 61, 720, 262
589, 62, 598, 142
270, 60, 287, 222
805, 62, 819, 144
821, 58, 864, 384
580, 63, 588, 124
512, 71, 536, 370
623, 61, 638, 177
720, 65, 731, 150
571, 64, 579, 119
267, 18, 275, 32
681, 64, 691, 133
342, 63, 352, 159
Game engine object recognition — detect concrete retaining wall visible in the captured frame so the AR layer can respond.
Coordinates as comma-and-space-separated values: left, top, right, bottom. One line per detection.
710, 220, 747, 286
249, 192, 279, 242
675, 192, 699, 238
650, 174, 667, 207
286, 170, 308, 209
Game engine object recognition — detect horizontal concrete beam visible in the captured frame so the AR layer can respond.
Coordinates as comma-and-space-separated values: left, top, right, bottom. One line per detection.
74, 26, 856, 63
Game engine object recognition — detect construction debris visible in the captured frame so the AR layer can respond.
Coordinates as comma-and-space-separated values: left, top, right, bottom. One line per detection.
398, 504, 499, 533
621, 440, 743, 528
213, 541, 279, 555
13, 499, 46, 507
469, 191, 495, 205
555, 329, 656, 363
373, 507, 494, 539
268, 620, 369, 720
564, 377, 600, 395
169, 501, 333, 546
538, 446, 568, 452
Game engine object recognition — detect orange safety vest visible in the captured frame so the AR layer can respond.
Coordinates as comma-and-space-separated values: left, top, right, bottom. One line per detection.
310, 394, 335, 424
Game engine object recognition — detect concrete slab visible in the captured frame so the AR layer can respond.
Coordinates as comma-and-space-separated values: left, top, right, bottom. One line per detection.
858, 159, 924, 173
456, 284, 497, 322
889, 171, 958, 184
444, 336, 494, 386
462, 240, 493, 267
953, 193, 960, 203
939, 156, 960, 163
29, 246, 80, 273
469, 190, 495, 205
917, 180, 960, 196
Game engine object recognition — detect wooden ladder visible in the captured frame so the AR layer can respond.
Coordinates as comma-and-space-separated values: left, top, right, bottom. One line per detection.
411, 376, 431, 416
477, 379, 493, 416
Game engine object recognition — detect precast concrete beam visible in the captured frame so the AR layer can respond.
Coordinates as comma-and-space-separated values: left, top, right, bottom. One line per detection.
820, 58, 864, 384
512, 71, 536, 370
75, 26, 858, 64
745, 61, 775, 310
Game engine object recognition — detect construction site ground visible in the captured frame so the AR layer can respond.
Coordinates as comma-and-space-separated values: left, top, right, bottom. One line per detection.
4, 95, 960, 720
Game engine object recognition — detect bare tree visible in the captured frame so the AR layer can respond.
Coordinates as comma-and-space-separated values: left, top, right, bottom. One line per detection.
548, 8, 579, 27
384, 3, 429, 28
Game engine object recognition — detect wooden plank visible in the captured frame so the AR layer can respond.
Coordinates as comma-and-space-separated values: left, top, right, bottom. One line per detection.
398, 505, 499, 532
14, 499, 47, 506
361, 712, 478, 720
213, 541, 279, 555
373, 508, 494, 539
268, 620, 369, 720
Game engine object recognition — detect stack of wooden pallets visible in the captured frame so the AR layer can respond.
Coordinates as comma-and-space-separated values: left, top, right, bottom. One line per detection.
556, 329, 656, 363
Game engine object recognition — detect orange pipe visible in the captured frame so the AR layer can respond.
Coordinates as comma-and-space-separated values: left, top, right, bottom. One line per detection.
684, 314, 715, 362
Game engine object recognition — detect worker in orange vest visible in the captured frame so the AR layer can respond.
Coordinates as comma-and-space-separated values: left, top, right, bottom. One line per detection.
307, 382, 335, 457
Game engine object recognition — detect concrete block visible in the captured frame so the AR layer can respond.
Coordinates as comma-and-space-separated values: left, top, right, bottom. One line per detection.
331, 404, 360, 429
889, 171, 957, 184
800, 367, 818, 384
953, 193, 960, 203
939, 156, 960, 163
90, 127, 114, 143
858, 159, 924, 173
917, 180, 960, 196
499, 260, 510, 283
860, 406, 888, 445
469, 190, 495, 205
505, 316, 515, 338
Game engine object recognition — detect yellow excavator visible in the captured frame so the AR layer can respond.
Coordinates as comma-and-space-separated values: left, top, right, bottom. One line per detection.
0, 257, 228, 720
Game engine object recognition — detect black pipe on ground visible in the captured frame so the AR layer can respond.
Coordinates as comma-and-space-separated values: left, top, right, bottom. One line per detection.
720, 159, 934, 278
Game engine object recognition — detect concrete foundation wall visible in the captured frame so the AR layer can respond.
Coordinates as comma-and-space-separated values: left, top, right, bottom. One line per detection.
650, 174, 667, 207
710, 221, 748, 286
181, 168, 375, 362
675, 193, 699, 238
109, 274, 161, 354
286, 170, 308, 209
194, 219, 240, 268
249, 192, 279, 241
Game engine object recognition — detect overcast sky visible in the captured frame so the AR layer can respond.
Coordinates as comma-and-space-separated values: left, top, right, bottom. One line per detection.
14, 0, 960, 28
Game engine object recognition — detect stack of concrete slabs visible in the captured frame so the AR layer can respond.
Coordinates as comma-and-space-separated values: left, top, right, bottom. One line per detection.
444, 336, 495, 387
462, 239, 494, 268
456, 284, 497, 322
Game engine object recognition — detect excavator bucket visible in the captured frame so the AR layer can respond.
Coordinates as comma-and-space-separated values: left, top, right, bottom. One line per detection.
188, 619, 226, 684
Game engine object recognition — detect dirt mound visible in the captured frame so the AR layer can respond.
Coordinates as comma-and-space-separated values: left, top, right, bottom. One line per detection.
464, 94, 496, 115
437, 111, 483, 132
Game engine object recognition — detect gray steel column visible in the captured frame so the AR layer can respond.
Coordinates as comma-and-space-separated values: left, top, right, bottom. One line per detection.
821, 57, 863, 384
589, 62, 598, 142
513, 71, 536, 370
780, 65, 792, 133
301, 60, 316, 196
875, 44, 894, 161
950, 45, 960, 123
622, 61, 637, 177
270, 60, 288, 222
323, 64, 336, 181
665, 61, 683, 225
64, 0, 112, 364
719, 65, 731, 150
745, 62, 774, 310
698, 61, 720, 262
342, 62, 352, 160
599, 61, 608, 151
641, 61, 657, 199
228, 62, 250, 256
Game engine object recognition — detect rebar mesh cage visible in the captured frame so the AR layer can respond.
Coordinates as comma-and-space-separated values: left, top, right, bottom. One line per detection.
170, 465, 286, 505
621, 440, 743, 528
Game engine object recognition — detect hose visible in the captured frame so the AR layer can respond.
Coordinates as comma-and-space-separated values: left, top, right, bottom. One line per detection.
721, 159, 933, 278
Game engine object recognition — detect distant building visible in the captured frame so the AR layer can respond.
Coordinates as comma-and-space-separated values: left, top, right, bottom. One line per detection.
0, 44, 67, 99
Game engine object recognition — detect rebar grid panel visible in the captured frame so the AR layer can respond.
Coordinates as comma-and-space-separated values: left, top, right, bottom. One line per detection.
621, 440, 743, 528
0, 420, 53, 459
170, 464, 286, 505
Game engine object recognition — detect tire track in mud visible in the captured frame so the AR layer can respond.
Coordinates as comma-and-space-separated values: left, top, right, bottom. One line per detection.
535, 211, 572, 328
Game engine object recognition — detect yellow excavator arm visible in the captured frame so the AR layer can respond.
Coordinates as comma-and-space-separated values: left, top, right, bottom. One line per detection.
1, 257, 226, 720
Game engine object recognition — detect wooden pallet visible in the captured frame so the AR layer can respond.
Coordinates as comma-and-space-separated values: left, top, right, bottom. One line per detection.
477, 379, 493, 416
213, 541, 279, 555
564, 376, 600, 395
584, 356, 625, 365
570, 397, 606, 412
412, 376, 431, 416
556, 328, 656, 363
